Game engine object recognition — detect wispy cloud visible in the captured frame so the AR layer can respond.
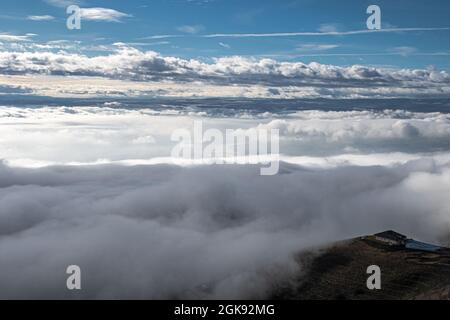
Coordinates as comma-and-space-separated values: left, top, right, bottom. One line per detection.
0, 33, 36, 42
113, 41, 170, 47
295, 44, 339, 52
388, 46, 417, 57
43, 0, 81, 7
317, 24, 341, 33
219, 42, 230, 49
142, 26, 450, 41
177, 25, 204, 34
140, 35, 183, 40
203, 27, 450, 38
43, 1, 131, 23
80, 8, 132, 22
262, 51, 450, 59
27, 15, 55, 21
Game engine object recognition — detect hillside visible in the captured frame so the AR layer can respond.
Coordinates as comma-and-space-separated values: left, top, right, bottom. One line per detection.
272, 236, 450, 300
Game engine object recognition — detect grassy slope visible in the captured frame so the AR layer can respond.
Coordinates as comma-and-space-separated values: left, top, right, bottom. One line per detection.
272, 237, 450, 300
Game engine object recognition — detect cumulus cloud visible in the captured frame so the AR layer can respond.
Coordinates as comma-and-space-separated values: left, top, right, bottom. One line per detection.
0, 47, 449, 99
258, 110, 450, 144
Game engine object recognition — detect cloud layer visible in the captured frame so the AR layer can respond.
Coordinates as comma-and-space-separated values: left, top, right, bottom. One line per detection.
0, 104, 449, 299
0, 159, 449, 299
2, 106, 450, 167
0, 47, 449, 98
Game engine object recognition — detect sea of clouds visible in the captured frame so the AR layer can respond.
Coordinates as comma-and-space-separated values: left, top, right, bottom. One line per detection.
2, 106, 450, 165
0, 105, 450, 299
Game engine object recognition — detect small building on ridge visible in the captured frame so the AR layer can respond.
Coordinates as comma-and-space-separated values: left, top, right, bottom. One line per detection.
374, 230, 407, 246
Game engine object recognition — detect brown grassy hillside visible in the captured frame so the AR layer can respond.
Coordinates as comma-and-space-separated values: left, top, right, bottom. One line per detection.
272, 237, 450, 300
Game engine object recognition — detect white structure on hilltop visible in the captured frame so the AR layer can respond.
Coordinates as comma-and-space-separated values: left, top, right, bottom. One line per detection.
374, 230, 407, 246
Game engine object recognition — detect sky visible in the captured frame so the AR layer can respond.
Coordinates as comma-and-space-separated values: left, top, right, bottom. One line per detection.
2, 0, 450, 300
1, 0, 450, 69
0, 0, 450, 100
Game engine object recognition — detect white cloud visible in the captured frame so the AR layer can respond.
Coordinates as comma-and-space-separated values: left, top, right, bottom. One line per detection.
177, 24, 204, 34
2, 106, 450, 165
203, 27, 450, 38
318, 23, 340, 33
27, 15, 55, 21
142, 35, 182, 40
295, 44, 339, 52
41, 4, 131, 23
389, 46, 417, 57
219, 42, 230, 49
0, 48, 449, 99
80, 7, 131, 22
0, 33, 35, 42
43, 0, 81, 7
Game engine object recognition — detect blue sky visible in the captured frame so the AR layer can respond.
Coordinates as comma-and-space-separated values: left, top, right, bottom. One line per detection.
1, 0, 450, 69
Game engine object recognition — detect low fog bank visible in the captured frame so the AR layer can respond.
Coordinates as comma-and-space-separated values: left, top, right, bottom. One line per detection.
3, 107, 450, 165
0, 160, 449, 299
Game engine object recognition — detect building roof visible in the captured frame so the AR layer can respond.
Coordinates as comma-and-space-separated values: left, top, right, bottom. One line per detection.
374, 230, 407, 242
405, 240, 442, 252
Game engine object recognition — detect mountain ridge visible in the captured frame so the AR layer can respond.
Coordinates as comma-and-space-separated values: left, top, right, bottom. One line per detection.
272, 232, 450, 300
